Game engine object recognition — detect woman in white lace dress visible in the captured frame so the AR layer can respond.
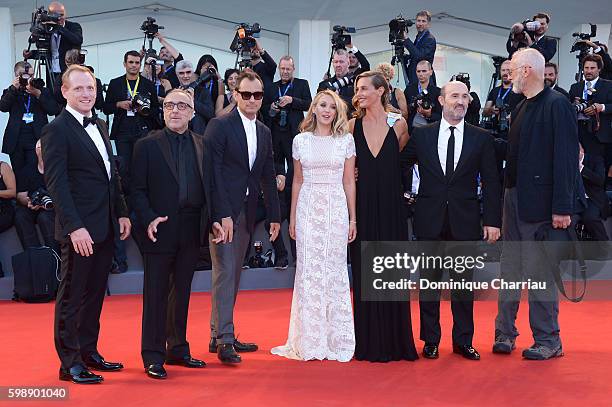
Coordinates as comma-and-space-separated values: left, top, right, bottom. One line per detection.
271, 90, 357, 362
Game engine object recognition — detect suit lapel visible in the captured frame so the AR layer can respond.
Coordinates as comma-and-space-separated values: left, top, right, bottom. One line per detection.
451, 125, 476, 181
427, 123, 445, 180
230, 109, 250, 170
95, 119, 116, 176
155, 131, 179, 182
64, 110, 107, 177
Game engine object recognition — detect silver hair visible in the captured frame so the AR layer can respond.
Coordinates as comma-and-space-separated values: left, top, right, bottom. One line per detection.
512, 48, 545, 78
175, 60, 194, 71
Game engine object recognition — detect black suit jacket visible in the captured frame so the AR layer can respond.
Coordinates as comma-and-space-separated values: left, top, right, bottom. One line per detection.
511, 86, 586, 222
204, 108, 280, 232
569, 78, 612, 143
403, 30, 437, 86
56, 21, 83, 73
553, 84, 570, 100
506, 35, 557, 62
404, 82, 442, 134
269, 78, 312, 136
131, 129, 211, 252
190, 84, 215, 136
404, 121, 501, 240
0, 86, 61, 154
41, 109, 128, 242
582, 153, 610, 218
103, 74, 160, 140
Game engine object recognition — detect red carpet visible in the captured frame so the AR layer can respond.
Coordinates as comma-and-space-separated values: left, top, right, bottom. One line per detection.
1, 289, 611, 406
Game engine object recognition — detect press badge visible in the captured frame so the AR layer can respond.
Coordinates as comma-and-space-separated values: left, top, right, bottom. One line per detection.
22, 112, 34, 123
127, 110, 135, 117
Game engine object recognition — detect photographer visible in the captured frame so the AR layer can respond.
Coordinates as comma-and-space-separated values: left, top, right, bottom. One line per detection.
575, 40, 612, 80
53, 49, 105, 113
482, 59, 525, 137
250, 39, 277, 100
452, 73, 481, 126
24, 2, 83, 80
507, 12, 557, 62
216, 69, 239, 116
177, 60, 215, 135
544, 62, 570, 100
569, 54, 612, 162
1, 61, 60, 184
14, 140, 58, 253
317, 49, 355, 111
156, 33, 184, 89
104, 50, 160, 189
402, 10, 437, 86
194, 55, 224, 112
347, 41, 370, 76
579, 145, 609, 240
404, 60, 441, 134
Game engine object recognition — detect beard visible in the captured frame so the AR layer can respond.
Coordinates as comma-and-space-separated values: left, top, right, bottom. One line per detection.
512, 76, 524, 94
544, 78, 554, 87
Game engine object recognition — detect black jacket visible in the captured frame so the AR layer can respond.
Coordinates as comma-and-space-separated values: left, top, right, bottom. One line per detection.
253, 51, 278, 118
403, 30, 437, 86
511, 86, 586, 222
506, 35, 557, 62
0, 86, 61, 154
404, 121, 501, 240
41, 109, 128, 242
582, 153, 610, 219
131, 129, 211, 252
55, 21, 84, 73
553, 84, 570, 100
203, 108, 280, 232
103, 74, 160, 140
569, 78, 612, 143
190, 84, 215, 135
268, 77, 312, 136
404, 82, 442, 134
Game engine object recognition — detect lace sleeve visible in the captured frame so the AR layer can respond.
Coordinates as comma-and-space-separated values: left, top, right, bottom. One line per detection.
345, 133, 356, 159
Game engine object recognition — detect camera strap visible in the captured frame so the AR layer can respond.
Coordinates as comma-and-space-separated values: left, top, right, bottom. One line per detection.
206, 81, 214, 97
497, 86, 512, 101
278, 82, 292, 98
126, 75, 141, 99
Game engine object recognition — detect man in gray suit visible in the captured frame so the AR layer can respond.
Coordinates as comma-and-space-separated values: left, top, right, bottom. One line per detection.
204, 70, 281, 364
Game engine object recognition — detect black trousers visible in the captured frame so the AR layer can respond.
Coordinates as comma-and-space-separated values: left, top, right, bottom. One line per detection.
9, 131, 38, 185
419, 214, 475, 346
581, 199, 609, 241
14, 206, 58, 252
54, 233, 114, 370
141, 213, 200, 366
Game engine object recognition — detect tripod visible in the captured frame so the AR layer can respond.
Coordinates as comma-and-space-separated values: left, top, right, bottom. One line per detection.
25, 42, 56, 94
390, 44, 409, 86
233, 49, 253, 71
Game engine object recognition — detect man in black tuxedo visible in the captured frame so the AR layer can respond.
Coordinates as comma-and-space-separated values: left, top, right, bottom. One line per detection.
104, 50, 160, 190
507, 12, 557, 62
404, 60, 442, 134
494, 48, 586, 360
404, 81, 501, 361
1, 61, 60, 184
131, 89, 224, 379
579, 146, 609, 240
402, 10, 437, 86
569, 54, 612, 163
204, 70, 281, 364
42, 65, 131, 384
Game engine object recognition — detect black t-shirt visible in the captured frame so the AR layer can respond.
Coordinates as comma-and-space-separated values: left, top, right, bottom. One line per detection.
504, 99, 529, 188
486, 85, 525, 113
18, 164, 45, 194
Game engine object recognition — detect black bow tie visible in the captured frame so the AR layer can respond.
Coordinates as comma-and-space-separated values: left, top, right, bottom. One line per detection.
83, 114, 98, 128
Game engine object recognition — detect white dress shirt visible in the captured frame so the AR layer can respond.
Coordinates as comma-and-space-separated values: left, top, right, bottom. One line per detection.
65, 105, 111, 179
238, 108, 258, 169
438, 117, 464, 175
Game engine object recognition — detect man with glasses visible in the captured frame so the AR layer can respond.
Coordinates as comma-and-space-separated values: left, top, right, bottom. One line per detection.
132, 89, 224, 379
204, 70, 281, 364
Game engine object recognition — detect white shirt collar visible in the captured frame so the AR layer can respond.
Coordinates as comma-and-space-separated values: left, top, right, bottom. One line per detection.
65, 105, 93, 125
238, 108, 256, 126
440, 116, 464, 136
585, 76, 599, 87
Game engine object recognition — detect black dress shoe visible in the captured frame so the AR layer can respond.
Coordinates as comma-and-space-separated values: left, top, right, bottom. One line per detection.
422, 343, 439, 359
217, 344, 241, 364
234, 339, 258, 352
145, 364, 167, 379
166, 356, 206, 368
209, 338, 217, 353
84, 353, 124, 371
59, 366, 103, 384
274, 255, 289, 270
453, 344, 481, 360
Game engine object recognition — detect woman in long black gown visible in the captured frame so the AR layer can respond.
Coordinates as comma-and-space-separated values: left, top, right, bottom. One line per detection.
349, 71, 418, 362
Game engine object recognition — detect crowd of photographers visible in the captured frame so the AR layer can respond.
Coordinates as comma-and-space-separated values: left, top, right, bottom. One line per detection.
1, 4, 612, 281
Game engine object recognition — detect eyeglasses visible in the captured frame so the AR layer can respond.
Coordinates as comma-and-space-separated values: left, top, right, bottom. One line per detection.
237, 91, 264, 100
163, 102, 192, 111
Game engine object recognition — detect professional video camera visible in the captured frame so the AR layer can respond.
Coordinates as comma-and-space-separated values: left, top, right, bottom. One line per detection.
230, 23, 261, 70
140, 17, 164, 39
510, 19, 542, 47
29, 187, 54, 210
331, 25, 356, 50
131, 93, 152, 117
247, 241, 273, 269
570, 24, 598, 81
182, 67, 216, 90
28, 6, 61, 56
319, 75, 354, 92
409, 90, 432, 111
451, 72, 471, 89
388, 15, 413, 83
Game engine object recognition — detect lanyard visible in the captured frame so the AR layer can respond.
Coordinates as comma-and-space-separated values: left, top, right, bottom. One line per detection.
206, 81, 213, 96
418, 83, 425, 94
278, 82, 292, 98
415, 30, 427, 46
126, 75, 141, 99
164, 65, 174, 75
24, 95, 31, 114
497, 86, 512, 101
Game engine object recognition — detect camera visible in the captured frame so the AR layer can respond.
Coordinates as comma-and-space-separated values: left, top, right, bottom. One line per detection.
230, 23, 261, 53
28, 6, 61, 53
570, 24, 597, 53
451, 72, 471, 90
140, 17, 164, 38
574, 98, 594, 115
131, 93, 152, 117
29, 187, 54, 210
269, 100, 288, 127
247, 241, 273, 269
494, 98, 510, 132
18, 62, 45, 90
320, 75, 354, 92
410, 90, 432, 111
182, 67, 216, 90
388, 15, 413, 46
331, 25, 356, 50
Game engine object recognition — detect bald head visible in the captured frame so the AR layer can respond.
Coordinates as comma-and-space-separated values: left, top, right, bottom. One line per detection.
439, 81, 470, 124
48, 2, 66, 24
416, 60, 433, 85
440, 81, 468, 97
510, 48, 545, 96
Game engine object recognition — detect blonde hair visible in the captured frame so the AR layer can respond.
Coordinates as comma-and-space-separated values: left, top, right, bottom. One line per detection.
299, 90, 349, 137
62, 64, 96, 87
352, 71, 391, 119
375, 62, 395, 82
